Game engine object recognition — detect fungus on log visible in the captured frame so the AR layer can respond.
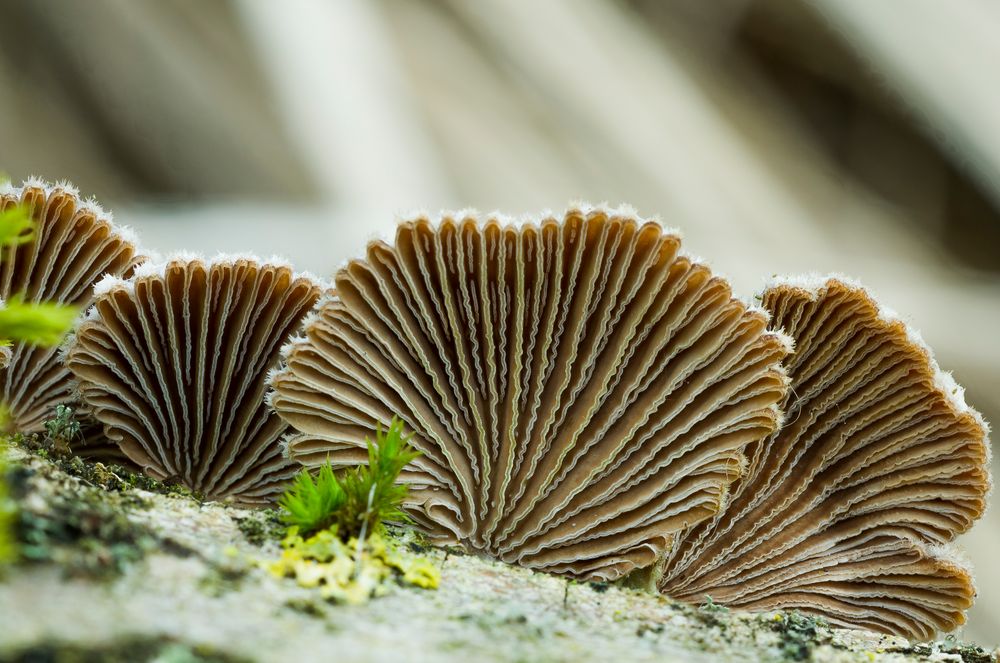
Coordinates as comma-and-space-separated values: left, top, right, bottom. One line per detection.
659, 277, 991, 640
0, 180, 143, 436
66, 256, 323, 505
269, 207, 792, 580
73, 409, 139, 468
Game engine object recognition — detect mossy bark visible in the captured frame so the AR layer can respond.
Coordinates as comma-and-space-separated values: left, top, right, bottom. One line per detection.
0, 448, 995, 663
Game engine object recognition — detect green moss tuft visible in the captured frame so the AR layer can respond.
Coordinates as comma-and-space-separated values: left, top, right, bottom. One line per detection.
11, 418, 195, 500
278, 417, 419, 539
43, 404, 82, 454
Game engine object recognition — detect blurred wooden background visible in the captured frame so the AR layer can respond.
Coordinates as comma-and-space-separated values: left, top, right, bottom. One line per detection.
1, 0, 998, 643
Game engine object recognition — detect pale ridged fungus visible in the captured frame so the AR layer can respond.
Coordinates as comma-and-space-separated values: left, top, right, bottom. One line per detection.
66, 256, 323, 505
0, 180, 142, 441
659, 277, 991, 640
269, 207, 791, 580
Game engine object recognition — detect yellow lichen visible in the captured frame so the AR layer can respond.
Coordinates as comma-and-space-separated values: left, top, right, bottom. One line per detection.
263, 528, 439, 604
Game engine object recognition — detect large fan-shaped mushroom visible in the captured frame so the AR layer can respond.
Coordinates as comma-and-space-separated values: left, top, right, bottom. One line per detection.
659, 277, 991, 640
0, 180, 142, 434
65, 256, 323, 505
269, 207, 792, 580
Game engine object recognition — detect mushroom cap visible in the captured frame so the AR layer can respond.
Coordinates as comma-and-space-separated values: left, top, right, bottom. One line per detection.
70, 406, 141, 469
0, 180, 143, 435
269, 207, 791, 580
659, 277, 991, 639
65, 256, 323, 506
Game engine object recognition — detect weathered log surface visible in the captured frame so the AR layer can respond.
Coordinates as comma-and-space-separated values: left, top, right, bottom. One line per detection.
0, 448, 994, 663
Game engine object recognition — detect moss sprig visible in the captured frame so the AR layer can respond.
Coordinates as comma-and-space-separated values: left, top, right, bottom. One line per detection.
278, 418, 419, 539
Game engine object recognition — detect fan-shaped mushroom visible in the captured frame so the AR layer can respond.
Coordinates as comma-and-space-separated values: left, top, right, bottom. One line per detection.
0, 180, 142, 435
659, 277, 991, 640
65, 256, 323, 505
269, 207, 792, 579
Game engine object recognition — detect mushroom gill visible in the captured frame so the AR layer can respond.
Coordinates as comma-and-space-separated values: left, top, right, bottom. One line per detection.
65, 256, 323, 506
0, 180, 143, 436
658, 277, 991, 640
268, 207, 792, 580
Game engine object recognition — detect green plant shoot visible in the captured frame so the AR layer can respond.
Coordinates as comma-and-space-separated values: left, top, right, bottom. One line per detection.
0, 205, 34, 247
279, 418, 419, 539
0, 203, 78, 347
0, 297, 77, 347
43, 404, 82, 444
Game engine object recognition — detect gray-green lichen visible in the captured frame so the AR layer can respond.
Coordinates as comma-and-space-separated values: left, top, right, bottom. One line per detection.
6, 448, 157, 578
0, 447, 996, 663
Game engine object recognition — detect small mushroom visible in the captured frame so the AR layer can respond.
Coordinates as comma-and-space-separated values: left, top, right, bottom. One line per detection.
269, 207, 791, 579
72, 407, 141, 468
0, 180, 143, 435
658, 277, 991, 640
65, 256, 323, 505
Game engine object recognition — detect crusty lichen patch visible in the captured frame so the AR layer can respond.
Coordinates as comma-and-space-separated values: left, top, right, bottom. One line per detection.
0, 448, 996, 663
263, 528, 440, 603
231, 509, 284, 547
6, 448, 157, 578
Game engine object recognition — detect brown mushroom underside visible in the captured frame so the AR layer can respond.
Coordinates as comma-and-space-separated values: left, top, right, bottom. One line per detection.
66, 257, 322, 506
0, 183, 142, 444
270, 208, 791, 580
659, 278, 990, 640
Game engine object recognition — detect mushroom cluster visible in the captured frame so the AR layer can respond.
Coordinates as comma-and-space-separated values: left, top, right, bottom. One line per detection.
0, 179, 990, 639
268, 208, 792, 579
65, 256, 322, 505
266, 213, 991, 637
0, 181, 142, 436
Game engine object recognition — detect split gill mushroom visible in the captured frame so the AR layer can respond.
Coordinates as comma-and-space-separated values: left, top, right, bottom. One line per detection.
0, 179, 143, 445
65, 255, 324, 506
658, 276, 991, 640
268, 206, 792, 580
